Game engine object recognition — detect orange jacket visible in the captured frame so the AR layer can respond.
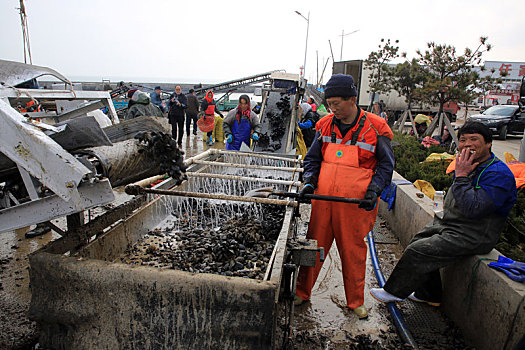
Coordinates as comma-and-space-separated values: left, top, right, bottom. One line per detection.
315, 110, 393, 170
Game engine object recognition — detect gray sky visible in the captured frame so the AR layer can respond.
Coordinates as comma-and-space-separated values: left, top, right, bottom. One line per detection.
1, 0, 523, 85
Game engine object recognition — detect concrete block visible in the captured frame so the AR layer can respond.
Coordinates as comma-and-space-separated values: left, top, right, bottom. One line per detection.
29, 252, 278, 350
442, 251, 525, 350
378, 171, 525, 350
378, 172, 434, 246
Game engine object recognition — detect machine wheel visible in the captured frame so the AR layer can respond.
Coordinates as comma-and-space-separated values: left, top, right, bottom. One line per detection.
498, 125, 508, 140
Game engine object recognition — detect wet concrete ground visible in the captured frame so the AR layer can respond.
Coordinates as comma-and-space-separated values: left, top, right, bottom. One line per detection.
0, 131, 473, 349
289, 205, 473, 350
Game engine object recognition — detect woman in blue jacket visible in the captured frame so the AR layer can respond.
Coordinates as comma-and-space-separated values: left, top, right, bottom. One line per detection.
223, 95, 261, 151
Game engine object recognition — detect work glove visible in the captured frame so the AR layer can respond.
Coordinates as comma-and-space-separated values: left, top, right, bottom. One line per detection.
488, 255, 525, 283
251, 132, 259, 141
298, 183, 315, 203
226, 134, 233, 144
359, 189, 378, 211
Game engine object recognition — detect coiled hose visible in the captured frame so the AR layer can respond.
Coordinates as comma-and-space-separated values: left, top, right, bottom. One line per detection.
367, 231, 419, 349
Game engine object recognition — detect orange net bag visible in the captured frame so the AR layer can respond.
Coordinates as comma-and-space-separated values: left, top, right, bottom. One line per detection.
197, 115, 215, 132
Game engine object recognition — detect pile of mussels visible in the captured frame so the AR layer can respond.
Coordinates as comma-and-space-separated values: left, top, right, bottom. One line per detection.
121, 203, 285, 280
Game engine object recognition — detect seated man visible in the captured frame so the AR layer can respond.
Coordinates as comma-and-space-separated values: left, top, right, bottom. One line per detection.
371, 122, 517, 306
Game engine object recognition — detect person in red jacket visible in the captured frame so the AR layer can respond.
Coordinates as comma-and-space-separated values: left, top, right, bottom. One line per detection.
295, 74, 395, 319
307, 96, 317, 112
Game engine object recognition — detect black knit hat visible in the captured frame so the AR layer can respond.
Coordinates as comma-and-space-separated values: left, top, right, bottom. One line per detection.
324, 74, 357, 99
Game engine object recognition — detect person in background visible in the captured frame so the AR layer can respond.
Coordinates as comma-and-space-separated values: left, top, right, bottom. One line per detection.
379, 100, 386, 114
307, 96, 318, 112
223, 94, 261, 151
168, 85, 188, 147
371, 122, 516, 307
200, 91, 223, 146
295, 74, 394, 319
298, 102, 320, 148
185, 89, 200, 137
373, 101, 381, 115
150, 86, 167, 113
125, 90, 164, 120
126, 88, 139, 110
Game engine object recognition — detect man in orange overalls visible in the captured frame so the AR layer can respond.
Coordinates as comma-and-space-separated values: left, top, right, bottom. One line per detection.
295, 74, 394, 319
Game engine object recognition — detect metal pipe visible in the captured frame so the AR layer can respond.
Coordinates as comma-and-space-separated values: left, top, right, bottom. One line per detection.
367, 232, 419, 349
212, 149, 303, 164
133, 174, 166, 188
183, 149, 215, 167
125, 185, 298, 207
191, 160, 303, 173
186, 172, 301, 187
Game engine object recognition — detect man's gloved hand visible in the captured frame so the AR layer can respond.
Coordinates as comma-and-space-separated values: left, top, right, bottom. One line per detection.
359, 190, 378, 211
298, 183, 315, 203
252, 132, 259, 141
226, 134, 233, 144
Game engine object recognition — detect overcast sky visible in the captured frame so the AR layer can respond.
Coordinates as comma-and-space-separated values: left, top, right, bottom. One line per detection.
1, 0, 523, 85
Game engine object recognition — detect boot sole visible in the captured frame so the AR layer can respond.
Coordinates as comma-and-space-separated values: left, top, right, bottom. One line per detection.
408, 297, 440, 307
370, 292, 405, 305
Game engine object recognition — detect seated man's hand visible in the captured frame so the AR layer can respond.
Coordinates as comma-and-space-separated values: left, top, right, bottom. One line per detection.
298, 184, 315, 203
252, 132, 259, 141
226, 134, 233, 144
359, 190, 378, 211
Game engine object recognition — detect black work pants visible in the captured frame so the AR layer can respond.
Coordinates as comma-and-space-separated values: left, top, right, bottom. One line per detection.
171, 119, 184, 144
383, 228, 474, 303
186, 113, 198, 135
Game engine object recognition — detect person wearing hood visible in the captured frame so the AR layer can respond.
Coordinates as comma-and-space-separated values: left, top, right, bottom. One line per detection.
223, 95, 261, 151
125, 90, 164, 120
298, 102, 320, 147
200, 90, 223, 146
307, 97, 318, 112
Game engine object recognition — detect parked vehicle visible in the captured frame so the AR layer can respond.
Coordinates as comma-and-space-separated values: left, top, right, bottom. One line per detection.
467, 105, 525, 140
332, 60, 459, 122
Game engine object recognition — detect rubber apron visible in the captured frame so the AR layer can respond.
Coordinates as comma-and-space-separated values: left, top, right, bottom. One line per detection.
296, 115, 379, 308
226, 117, 252, 151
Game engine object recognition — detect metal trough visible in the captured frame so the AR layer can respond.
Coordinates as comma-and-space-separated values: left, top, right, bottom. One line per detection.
29, 150, 303, 349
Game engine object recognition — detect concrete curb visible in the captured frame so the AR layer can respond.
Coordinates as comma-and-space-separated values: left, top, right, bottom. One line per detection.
378, 172, 525, 350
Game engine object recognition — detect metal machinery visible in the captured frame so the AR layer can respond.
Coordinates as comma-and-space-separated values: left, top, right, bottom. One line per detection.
26, 72, 317, 349
0, 60, 179, 233
0, 59, 120, 233
193, 70, 283, 109
29, 148, 323, 349
253, 72, 307, 154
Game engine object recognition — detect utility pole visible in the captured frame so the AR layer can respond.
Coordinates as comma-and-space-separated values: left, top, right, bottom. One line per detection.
340, 29, 360, 61
328, 40, 335, 62
17, 0, 32, 64
295, 11, 310, 78
316, 51, 319, 88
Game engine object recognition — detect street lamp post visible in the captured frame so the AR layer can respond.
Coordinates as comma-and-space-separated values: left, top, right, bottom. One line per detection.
295, 11, 310, 78
340, 29, 360, 61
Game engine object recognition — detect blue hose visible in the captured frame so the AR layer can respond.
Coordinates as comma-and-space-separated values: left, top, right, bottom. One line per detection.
367, 231, 419, 349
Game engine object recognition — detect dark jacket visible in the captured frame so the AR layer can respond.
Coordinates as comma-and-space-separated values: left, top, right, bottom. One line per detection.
185, 93, 199, 115
168, 93, 188, 122
299, 110, 320, 147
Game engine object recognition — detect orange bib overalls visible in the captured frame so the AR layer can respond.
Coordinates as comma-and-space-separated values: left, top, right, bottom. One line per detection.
296, 115, 379, 309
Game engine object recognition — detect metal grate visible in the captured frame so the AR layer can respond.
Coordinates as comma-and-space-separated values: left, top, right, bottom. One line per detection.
400, 302, 450, 346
